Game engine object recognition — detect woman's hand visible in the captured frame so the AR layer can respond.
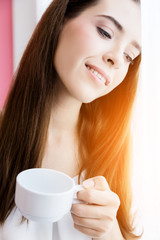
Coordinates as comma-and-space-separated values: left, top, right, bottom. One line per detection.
71, 176, 122, 239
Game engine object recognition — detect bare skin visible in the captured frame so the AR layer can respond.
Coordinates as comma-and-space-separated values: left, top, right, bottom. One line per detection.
42, 107, 124, 239
42, 0, 141, 238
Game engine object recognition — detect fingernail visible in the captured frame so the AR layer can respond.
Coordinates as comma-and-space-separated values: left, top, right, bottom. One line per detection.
83, 179, 95, 188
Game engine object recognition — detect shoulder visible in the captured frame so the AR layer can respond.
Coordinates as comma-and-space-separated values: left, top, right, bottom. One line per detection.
0, 208, 24, 240
0, 208, 52, 240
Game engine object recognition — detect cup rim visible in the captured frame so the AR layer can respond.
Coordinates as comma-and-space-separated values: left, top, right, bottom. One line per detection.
16, 168, 75, 196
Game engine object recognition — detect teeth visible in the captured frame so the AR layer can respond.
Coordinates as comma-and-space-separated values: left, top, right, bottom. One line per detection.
86, 65, 106, 84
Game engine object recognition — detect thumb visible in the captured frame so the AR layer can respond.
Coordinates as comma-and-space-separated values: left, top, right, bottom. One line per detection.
83, 176, 109, 191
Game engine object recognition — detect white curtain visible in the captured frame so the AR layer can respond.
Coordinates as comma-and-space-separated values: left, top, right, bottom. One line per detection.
132, 0, 160, 239
12, 0, 52, 71
12, 0, 160, 239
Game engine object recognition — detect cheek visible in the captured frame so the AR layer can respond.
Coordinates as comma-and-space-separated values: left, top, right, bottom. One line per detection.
66, 17, 102, 59
54, 20, 98, 77
108, 66, 129, 92
115, 66, 129, 84
68, 20, 98, 57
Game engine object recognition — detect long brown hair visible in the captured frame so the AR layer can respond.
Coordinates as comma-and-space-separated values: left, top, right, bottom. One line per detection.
0, 0, 141, 238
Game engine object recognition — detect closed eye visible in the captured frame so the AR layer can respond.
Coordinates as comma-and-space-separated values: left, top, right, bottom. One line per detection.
124, 53, 134, 65
97, 27, 112, 39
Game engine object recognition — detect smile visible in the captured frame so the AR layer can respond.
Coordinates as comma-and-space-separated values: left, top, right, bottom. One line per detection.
85, 64, 111, 86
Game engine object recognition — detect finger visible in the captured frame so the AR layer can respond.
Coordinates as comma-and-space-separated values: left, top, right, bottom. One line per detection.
71, 203, 117, 219
77, 188, 120, 207
71, 213, 113, 233
73, 223, 107, 239
83, 176, 109, 191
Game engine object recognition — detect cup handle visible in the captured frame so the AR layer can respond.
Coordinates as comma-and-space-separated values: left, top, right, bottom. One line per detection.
72, 184, 85, 204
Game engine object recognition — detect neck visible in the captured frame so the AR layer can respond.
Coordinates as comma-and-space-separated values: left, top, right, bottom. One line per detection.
42, 81, 82, 175
49, 84, 82, 133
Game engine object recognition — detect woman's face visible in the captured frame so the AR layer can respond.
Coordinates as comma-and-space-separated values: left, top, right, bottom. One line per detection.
54, 0, 141, 103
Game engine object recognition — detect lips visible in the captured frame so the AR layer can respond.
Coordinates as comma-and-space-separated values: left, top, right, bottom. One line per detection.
85, 64, 111, 86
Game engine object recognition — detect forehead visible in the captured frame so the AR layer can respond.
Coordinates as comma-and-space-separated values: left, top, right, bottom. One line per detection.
82, 0, 141, 47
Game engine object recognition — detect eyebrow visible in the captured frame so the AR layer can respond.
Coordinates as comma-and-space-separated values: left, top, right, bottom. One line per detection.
96, 15, 123, 31
131, 41, 141, 52
96, 14, 141, 52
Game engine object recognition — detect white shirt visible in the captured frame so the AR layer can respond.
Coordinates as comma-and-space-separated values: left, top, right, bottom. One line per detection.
0, 176, 91, 240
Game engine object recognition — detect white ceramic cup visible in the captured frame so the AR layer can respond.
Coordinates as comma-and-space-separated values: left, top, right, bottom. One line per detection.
15, 168, 84, 223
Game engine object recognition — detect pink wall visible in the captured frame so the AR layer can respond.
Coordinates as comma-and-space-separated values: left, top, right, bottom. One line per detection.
0, 0, 13, 109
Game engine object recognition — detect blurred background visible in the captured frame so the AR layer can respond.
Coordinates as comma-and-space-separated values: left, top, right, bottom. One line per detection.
0, 0, 160, 239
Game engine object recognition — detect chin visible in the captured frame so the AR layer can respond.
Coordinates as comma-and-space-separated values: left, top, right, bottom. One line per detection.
69, 85, 106, 104
76, 94, 101, 104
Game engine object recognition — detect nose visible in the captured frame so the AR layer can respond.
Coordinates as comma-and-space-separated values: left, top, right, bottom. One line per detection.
103, 47, 124, 69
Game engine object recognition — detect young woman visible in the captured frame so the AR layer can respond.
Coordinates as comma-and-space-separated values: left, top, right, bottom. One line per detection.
0, 0, 141, 239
